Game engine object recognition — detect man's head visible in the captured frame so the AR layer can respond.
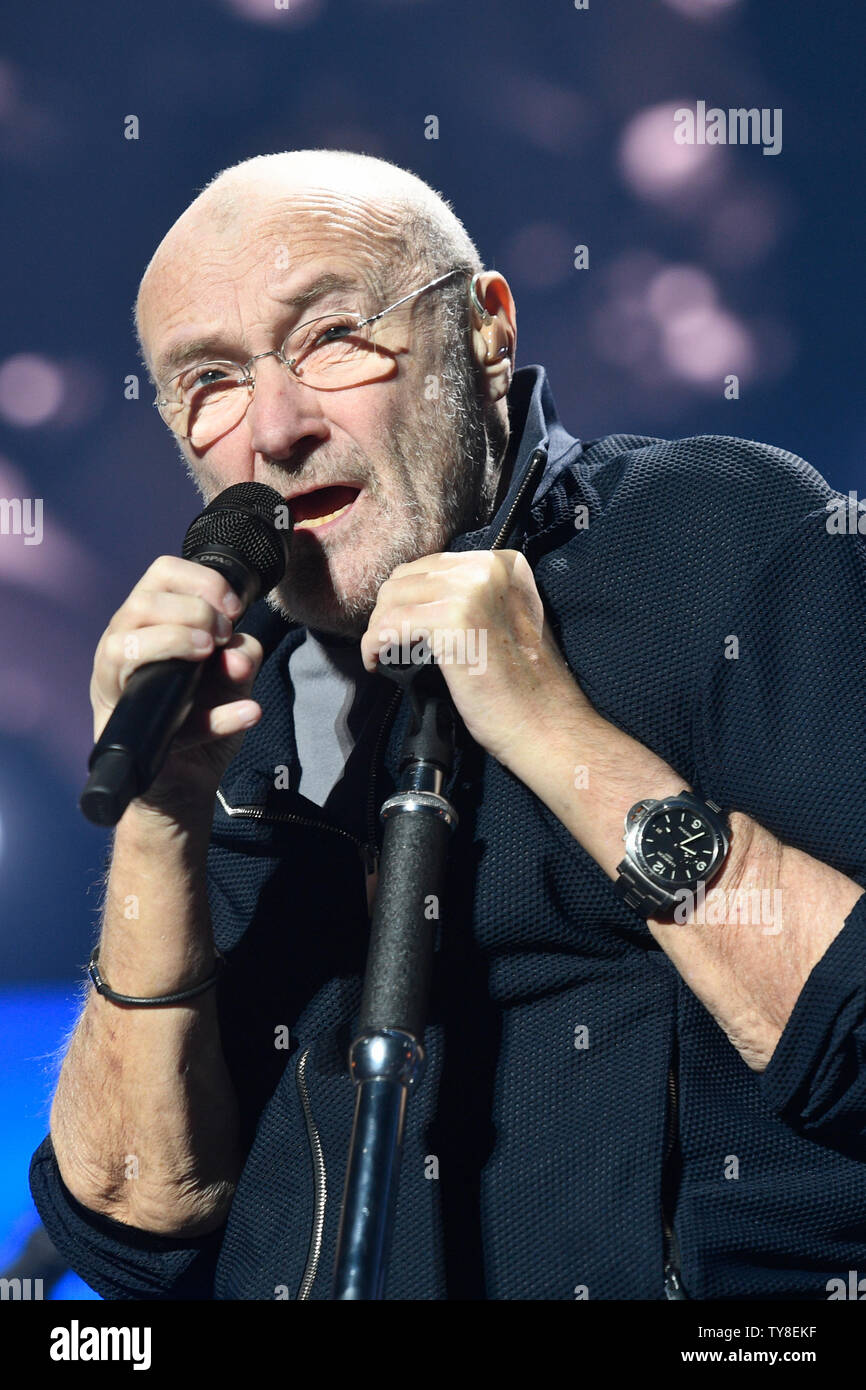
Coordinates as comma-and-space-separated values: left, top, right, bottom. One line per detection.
135, 150, 517, 637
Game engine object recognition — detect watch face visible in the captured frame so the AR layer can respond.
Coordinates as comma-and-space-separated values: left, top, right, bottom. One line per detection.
637, 806, 718, 885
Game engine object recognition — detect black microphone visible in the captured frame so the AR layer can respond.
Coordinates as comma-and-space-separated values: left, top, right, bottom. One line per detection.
79, 482, 291, 827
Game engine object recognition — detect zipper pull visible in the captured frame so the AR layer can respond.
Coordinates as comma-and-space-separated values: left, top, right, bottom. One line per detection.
663, 1261, 687, 1300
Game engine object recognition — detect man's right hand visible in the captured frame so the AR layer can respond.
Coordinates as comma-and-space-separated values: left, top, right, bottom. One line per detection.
90, 555, 265, 823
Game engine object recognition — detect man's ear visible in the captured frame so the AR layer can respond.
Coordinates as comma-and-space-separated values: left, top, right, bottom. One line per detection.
469, 272, 517, 404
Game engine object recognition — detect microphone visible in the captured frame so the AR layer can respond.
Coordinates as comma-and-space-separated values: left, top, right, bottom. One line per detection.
79, 482, 291, 827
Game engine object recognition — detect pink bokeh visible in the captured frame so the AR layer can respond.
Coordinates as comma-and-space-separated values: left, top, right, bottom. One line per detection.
619, 101, 727, 203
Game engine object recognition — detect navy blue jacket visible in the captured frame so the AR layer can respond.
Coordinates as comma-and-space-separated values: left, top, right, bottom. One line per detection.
31, 365, 866, 1299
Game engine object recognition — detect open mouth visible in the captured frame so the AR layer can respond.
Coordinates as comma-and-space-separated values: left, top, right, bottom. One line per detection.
290, 484, 361, 531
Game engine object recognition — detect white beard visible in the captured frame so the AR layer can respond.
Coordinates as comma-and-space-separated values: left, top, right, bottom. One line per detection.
263, 365, 504, 637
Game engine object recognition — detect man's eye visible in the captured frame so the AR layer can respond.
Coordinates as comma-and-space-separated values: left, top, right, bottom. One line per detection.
193, 367, 231, 388
316, 322, 352, 343
293, 318, 357, 352
178, 365, 237, 402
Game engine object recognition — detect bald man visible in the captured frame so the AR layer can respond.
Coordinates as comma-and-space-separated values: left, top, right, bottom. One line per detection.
31, 151, 866, 1301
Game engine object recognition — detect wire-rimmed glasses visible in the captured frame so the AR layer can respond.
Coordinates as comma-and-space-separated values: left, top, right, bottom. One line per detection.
154, 266, 471, 447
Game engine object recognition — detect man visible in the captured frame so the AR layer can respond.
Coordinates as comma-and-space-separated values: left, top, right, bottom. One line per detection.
30, 150, 866, 1300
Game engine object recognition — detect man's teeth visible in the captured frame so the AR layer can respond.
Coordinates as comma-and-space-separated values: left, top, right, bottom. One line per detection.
294, 501, 354, 530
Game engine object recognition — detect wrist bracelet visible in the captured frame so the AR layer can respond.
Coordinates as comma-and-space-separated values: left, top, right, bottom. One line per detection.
87, 946, 225, 1006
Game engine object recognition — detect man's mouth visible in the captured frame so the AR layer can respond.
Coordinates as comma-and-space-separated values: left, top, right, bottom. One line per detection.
289, 484, 361, 531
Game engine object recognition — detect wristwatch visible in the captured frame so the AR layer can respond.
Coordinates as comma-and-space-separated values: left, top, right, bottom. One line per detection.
613, 790, 730, 919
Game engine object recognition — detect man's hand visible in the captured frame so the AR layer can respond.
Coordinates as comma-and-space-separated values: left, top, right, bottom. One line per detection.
360, 549, 585, 765
92, 555, 264, 823
362, 549, 865, 1073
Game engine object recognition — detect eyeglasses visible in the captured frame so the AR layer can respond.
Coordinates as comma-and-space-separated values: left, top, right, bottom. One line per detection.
154, 266, 472, 447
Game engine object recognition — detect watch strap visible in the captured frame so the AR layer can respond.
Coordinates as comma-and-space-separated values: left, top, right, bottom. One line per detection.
613, 860, 675, 918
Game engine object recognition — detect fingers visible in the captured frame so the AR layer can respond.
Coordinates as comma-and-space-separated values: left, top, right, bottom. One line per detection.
386, 550, 521, 584
374, 552, 524, 612
94, 558, 244, 709
194, 632, 264, 703
167, 634, 264, 750
108, 588, 235, 641
101, 622, 222, 694
171, 697, 262, 750
361, 599, 456, 672
123, 555, 244, 624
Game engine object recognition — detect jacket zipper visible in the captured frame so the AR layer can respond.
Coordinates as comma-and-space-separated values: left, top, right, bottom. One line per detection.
217, 683, 402, 876
295, 1045, 326, 1300
661, 1063, 687, 1299
491, 447, 547, 550
216, 786, 363, 847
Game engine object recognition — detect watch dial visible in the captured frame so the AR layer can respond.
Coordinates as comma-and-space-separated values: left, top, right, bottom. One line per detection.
640, 808, 716, 883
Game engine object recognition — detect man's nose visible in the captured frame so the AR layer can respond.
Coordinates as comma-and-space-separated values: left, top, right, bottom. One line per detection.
244, 353, 329, 460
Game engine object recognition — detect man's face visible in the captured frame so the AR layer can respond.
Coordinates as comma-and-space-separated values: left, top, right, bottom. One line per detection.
138, 189, 499, 637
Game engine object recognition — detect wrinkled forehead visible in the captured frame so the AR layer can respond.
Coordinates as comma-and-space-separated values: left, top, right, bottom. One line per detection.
137, 185, 402, 369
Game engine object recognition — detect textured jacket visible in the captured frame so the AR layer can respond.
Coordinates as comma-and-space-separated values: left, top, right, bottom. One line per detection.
31, 364, 866, 1300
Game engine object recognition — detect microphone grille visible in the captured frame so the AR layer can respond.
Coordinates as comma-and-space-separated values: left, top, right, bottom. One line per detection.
182, 482, 290, 593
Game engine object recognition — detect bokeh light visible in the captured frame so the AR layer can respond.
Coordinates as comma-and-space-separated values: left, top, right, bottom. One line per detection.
661, 0, 742, 18
619, 101, 727, 203
587, 255, 762, 393
220, 0, 324, 25
703, 186, 785, 268
0, 356, 64, 428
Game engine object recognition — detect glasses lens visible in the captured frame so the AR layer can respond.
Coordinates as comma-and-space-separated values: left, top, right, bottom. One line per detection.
165, 362, 248, 445
287, 315, 393, 388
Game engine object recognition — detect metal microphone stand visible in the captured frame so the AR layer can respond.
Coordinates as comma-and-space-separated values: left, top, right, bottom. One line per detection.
332, 659, 459, 1299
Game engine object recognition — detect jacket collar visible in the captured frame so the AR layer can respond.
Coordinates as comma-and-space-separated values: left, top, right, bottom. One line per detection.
447, 363, 583, 554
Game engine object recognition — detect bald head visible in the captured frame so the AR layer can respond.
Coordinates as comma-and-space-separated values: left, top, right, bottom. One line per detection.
135, 149, 483, 376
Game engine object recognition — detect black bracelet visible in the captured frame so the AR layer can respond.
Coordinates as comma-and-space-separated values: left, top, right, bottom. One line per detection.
87, 946, 225, 1006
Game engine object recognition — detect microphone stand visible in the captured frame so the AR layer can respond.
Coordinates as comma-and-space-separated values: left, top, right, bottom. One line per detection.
332, 659, 458, 1300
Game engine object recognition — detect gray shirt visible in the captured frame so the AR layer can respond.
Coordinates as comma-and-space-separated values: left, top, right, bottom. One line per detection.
287, 627, 395, 842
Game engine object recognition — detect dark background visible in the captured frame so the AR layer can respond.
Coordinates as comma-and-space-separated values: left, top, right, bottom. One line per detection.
0, 0, 862, 1290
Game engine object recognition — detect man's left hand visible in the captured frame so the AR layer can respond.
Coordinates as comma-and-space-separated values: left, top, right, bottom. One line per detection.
360, 549, 584, 767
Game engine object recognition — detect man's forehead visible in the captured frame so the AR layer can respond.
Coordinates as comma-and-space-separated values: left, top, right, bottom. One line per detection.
144, 180, 397, 291
138, 180, 400, 343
